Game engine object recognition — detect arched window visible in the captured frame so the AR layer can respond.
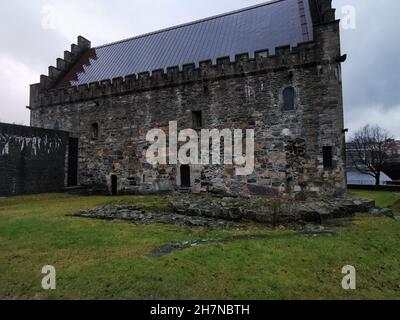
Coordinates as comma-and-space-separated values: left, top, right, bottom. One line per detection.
283, 87, 295, 111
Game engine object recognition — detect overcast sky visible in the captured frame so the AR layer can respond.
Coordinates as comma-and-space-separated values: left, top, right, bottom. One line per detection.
0, 0, 399, 138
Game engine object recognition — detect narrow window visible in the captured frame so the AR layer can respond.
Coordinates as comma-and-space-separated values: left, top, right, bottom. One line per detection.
336, 64, 342, 83
283, 87, 295, 111
192, 111, 202, 129
91, 123, 99, 140
323, 146, 333, 169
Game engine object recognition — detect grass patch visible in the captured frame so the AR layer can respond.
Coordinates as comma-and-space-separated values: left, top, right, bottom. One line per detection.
349, 190, 400, 215
0, 192, 400, 300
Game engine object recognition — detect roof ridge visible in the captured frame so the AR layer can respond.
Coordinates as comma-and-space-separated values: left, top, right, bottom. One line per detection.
95, 0, 285, 49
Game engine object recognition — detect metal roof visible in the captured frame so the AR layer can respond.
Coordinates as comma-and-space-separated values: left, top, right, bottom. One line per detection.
58, 0, 314, 87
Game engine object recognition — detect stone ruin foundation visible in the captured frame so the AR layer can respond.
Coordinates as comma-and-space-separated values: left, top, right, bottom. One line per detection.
70, 194, 394, 229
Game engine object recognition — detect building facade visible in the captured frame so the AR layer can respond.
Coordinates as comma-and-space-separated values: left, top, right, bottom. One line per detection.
28, 0, 347, 198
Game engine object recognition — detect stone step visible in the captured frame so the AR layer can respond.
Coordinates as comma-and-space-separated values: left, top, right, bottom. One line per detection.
63, 186, 88, 191
178, 187, 191, 194
63, 186, 90, 195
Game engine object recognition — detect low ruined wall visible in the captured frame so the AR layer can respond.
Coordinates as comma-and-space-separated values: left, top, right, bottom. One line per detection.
0, 123, 69, 196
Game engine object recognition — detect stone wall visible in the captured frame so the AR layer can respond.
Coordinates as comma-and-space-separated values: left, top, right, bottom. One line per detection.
0, 123, 69, 196
29, 21, 346, 198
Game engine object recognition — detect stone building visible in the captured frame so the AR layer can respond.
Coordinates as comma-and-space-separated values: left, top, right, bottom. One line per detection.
28, 0, 347, 198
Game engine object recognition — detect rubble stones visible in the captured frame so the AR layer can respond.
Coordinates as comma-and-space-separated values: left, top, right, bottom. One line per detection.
69, 201, 245, 229
149, 228, 340, 258
70, 195, 386, 229
368, 208, 394, 218
170, 195, 376, 225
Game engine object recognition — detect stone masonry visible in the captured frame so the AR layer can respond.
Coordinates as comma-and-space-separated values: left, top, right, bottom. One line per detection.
28, 0, 347, 198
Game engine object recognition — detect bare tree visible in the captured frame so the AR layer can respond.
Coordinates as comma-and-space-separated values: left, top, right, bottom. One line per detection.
348, 125, 395, 186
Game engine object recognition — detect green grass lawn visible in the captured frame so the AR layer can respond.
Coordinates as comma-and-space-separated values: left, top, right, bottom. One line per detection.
0, 191, 399, 300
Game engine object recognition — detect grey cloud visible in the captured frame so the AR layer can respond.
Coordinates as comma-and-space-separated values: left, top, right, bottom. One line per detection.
0, 0, 68, 71
333, 0, 400, 137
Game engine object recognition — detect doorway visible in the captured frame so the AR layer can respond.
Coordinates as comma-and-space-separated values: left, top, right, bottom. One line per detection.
111, 175, 118, 196
180, 165, 191, 188
67, 138, 79, 186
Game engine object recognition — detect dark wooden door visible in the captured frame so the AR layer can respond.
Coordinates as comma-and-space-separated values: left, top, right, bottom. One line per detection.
111, 175, 118, 196
67, 138, 78, 186
180, 165, 191, 187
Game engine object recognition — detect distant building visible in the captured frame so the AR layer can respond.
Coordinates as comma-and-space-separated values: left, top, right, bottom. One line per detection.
347, 170, 390, 186
387, 140, 400, 159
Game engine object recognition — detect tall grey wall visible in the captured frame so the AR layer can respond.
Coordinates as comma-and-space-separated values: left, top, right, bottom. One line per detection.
0, 123, 69, 196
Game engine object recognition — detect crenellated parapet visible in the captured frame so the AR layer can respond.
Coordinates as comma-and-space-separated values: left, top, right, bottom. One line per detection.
29, 36, 91, 108
30, 41, 329, 109
45, 36, 91, 89
29, 0, 343, 110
